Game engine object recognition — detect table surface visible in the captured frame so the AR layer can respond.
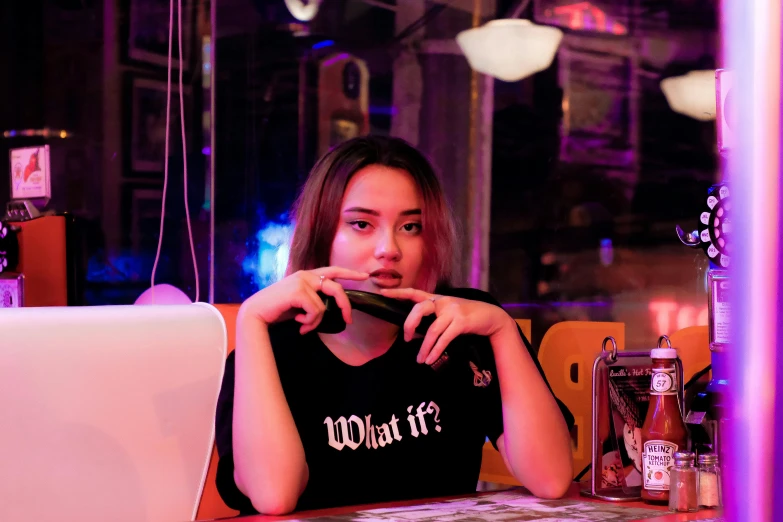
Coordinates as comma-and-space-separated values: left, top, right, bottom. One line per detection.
208, 482, 721, 522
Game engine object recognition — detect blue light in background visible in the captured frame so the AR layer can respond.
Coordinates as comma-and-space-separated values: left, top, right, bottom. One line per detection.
369, 106, 398, 116
599, 238, 613, 266
312, 40, 334, 50
242, 219, 295, 289
86, 250, 155, 283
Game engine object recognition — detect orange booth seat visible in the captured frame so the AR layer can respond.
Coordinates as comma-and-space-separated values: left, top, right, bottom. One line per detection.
538, 322, 626, 479
669, 326, 711, 385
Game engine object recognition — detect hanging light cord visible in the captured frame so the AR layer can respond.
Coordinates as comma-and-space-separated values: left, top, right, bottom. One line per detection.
150, 0, 200, 303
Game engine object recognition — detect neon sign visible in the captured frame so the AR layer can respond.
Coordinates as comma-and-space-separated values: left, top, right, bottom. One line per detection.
542, 1, 628, 35
649, 300, 709, 335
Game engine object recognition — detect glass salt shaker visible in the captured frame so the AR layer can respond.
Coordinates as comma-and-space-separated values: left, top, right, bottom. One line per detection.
669, 451, 699, 513
698, 453, 722, 508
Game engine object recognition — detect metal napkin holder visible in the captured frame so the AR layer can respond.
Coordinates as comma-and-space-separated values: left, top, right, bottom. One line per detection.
580, 336, 684, 501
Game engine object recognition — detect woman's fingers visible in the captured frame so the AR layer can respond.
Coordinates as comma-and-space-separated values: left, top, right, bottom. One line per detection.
379, 287, 432, 303
425, 321, 462, 365
319, 277, 354, 325
294, 284, 327, 334
380, 288, 453, 360
403, 299, 437, 342
306, 269, 356, 325
418, 314, 451, 364
312, 266, 369, 282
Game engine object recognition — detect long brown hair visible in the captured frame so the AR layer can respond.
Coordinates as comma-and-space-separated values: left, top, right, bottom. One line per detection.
287, 136, 457, 290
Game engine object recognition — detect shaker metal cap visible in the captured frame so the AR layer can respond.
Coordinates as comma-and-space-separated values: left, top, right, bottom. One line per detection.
698, 453, 719, 465
673, 451, 696, 465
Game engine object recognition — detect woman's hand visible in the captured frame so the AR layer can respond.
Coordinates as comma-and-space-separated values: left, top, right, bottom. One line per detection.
240, 267, 369, 334
379, 288, 516, 364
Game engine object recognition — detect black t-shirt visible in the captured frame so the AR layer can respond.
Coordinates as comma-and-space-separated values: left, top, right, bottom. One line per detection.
214, 288, 573, 514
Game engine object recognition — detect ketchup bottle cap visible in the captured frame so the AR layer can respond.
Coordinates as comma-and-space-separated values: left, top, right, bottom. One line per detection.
650, 347, 677, 359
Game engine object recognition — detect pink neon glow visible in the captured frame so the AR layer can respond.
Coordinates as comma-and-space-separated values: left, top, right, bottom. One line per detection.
322, 53, 351, 68
549, 2, 628, 35
648, 300, 709, 335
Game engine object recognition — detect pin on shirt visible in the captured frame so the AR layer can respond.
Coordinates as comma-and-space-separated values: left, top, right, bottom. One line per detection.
470, 361, 492, 388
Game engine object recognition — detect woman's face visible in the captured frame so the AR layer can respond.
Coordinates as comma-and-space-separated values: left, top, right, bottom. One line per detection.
330, 164, 428, 292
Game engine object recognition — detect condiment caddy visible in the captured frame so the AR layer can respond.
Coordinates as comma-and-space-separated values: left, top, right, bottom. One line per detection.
580, 333, 723, 515
581, 336, 684, 502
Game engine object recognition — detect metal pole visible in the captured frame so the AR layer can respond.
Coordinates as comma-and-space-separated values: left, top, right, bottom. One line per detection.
208, 0, 217, 304
724, 0, 781, 519
466, 0, 481, 288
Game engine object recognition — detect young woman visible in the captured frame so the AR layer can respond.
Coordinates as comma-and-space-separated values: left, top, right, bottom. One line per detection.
215, 136, 574, 515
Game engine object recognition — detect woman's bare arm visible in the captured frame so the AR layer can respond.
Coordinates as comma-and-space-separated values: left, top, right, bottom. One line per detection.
490, 320, 573, 498
230, 267, 367, 514
232, 310, 309, 515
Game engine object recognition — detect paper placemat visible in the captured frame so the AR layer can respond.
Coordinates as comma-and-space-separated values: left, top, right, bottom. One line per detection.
289, 490, 666, 521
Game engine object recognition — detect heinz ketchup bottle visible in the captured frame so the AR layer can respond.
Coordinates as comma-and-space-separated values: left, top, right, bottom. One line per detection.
641, 347, 688, 504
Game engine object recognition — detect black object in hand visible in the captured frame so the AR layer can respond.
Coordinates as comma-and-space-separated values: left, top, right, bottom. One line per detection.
315, 290, 485, 376
316, 290, 435, 335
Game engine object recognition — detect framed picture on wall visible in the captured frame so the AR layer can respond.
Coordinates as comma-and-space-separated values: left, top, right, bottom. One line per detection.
559, 36, 638, 170
130, 187, 164, 254
128, 0, 193, 68
9, 145, 51, 201
120, 180, 164, 254
130, 77, 192, 173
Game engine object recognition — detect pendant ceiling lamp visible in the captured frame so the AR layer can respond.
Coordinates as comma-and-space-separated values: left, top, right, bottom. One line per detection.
660, 70, 717, 121
284, 0, 323, 21
456, 19, 563, 82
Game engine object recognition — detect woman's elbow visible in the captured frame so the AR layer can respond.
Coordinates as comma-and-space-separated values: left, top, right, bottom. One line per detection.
249, 491, 299, 516
529, 475, 571, 499
533, 464, 573, 499
239, 467, 308, 515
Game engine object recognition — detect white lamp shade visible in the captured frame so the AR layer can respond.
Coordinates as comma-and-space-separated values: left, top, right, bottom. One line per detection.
660, 70, 717, 121
135, 283, 192, 305
284, 0, 323, 21
456, 19, 563, 82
